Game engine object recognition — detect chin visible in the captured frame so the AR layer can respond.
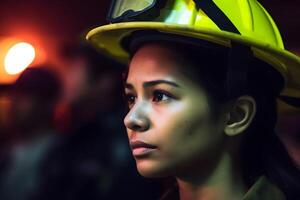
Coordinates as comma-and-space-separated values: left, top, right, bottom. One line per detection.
136, 159, 173, 178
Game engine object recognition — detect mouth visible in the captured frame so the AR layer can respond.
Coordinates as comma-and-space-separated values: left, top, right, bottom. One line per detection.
130, 140, 158, 157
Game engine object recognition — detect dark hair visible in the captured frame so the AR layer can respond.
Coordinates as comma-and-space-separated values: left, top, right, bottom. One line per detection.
125, 34, 300, 199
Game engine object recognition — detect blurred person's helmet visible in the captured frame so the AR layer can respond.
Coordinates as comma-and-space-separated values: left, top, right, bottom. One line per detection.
10, 66, 61, 102
87, 0, 300, 107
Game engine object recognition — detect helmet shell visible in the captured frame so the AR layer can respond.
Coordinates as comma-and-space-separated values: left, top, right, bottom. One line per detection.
87, 0, 300, 100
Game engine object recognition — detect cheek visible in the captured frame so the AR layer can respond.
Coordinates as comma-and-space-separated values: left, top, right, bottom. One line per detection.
159, 109, 212, 154
153, 103, 224, 171
156, 100, 211, 144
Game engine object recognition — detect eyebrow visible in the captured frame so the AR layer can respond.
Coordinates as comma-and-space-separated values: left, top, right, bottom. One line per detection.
125, 80, 180, 89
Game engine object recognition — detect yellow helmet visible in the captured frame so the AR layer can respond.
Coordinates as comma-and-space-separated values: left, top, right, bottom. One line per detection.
87, 0, 300, 103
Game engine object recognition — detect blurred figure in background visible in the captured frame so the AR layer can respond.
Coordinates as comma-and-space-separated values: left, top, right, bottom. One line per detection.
0, 66, 62, 200
7, 67, 61, 141
35, 42, 161, 200
59, 42, 125, 132
0, 85, 13, 178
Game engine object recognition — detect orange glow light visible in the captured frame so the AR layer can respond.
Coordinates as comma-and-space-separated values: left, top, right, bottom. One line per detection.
4, 42, 36, 75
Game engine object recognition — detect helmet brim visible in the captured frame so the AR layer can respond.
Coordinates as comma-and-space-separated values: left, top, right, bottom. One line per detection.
86, 22, 300, 102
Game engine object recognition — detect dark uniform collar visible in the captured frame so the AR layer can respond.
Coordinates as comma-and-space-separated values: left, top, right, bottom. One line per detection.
243, 176, 285, 200
159, 176, 285, 200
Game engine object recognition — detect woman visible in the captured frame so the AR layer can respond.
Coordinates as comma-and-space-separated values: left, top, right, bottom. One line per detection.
87, 0, 300, 199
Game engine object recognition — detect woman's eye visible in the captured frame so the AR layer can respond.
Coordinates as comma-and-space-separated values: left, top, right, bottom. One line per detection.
152, 90, 172, 102
126, 94, 136, 108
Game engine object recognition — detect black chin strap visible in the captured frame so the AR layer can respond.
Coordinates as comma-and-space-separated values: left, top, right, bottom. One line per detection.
278, 96, 300, 108
194, 0, 240, 34
227, 43, 300, 108
226, 42, 251, 99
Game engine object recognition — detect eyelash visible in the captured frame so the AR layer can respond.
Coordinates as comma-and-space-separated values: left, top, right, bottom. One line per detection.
152, 90, 173, 102
125, 90, 174, 108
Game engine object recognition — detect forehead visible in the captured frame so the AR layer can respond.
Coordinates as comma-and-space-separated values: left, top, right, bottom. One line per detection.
127, 43, 183, 82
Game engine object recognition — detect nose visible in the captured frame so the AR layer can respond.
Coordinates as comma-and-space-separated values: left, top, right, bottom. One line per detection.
124, 103, 150, 132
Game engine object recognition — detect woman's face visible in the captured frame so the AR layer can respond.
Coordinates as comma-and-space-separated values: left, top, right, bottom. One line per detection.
124, 43, 227, 178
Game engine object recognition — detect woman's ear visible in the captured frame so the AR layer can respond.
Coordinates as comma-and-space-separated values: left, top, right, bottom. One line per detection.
224, 96, 257, 136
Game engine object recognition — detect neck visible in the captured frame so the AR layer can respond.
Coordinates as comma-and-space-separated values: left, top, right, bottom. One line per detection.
176, 152, 247, 200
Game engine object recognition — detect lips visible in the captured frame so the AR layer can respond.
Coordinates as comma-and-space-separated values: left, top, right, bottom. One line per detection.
130, 140, 157, 157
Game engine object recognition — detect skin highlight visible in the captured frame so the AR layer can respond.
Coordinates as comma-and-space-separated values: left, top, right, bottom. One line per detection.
124, 43, 256, 200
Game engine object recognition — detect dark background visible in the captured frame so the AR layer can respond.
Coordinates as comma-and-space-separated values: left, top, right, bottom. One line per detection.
0, 0, 111, 72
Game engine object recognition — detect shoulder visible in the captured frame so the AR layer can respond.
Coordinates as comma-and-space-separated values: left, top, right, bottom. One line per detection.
243, 176, 286, 200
